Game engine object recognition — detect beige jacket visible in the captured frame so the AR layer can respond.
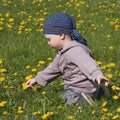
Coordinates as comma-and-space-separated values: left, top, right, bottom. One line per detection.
34, 41, 103, 93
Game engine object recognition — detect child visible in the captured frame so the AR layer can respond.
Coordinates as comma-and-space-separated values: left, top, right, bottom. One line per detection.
26, 13, 110, 105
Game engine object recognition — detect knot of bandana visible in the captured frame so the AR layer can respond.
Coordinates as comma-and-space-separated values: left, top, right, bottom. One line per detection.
71, 30, 87, 46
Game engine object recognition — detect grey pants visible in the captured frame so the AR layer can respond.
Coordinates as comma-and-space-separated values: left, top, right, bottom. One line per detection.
60, 89, 93, 105
60, 85, 111, 105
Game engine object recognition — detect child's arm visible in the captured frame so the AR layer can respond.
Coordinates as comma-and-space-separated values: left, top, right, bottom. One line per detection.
70, 47, 109, 86
26, 54, 61, 88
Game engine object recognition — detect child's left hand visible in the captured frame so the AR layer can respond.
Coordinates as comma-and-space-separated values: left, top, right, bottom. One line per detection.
96, 75, 109, 86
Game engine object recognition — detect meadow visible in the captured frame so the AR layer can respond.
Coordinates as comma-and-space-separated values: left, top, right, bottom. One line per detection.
0, 0, 120, 119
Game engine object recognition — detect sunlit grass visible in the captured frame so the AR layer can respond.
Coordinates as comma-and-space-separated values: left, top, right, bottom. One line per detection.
0, 0, 120, 119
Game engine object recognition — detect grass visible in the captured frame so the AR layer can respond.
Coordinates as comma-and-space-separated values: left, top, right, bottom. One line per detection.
0, 0, 120, 120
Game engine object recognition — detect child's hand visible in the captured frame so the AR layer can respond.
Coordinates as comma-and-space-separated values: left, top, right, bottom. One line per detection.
26, 78, 37, 88
96, 75, 109, 86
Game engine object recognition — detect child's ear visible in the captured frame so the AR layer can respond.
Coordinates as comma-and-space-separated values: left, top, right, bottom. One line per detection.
60, 34, 65, 40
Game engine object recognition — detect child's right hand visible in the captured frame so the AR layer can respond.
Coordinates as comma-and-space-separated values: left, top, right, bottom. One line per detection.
26, 78, 37, 88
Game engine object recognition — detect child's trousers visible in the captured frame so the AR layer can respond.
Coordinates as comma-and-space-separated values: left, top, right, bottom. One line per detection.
60, 84, 111, 105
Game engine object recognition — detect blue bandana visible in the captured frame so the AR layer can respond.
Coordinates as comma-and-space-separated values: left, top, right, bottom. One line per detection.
43, 13, 87, 46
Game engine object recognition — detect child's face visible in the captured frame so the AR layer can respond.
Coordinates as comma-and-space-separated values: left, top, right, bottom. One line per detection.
44, 34, 63, 50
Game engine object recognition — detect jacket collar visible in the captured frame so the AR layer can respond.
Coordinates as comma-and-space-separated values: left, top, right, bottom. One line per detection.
58, 40, 94, 58
59, 40, 86, 54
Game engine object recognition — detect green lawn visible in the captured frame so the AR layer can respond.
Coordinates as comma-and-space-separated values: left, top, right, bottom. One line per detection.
0, 0, 120, 120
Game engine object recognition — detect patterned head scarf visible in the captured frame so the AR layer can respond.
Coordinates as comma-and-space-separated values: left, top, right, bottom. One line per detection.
43, 13, 87, 46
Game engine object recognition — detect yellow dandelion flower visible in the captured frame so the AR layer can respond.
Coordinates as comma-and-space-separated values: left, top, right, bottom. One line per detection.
31, 68, 37, 72
60, 82, 64, 86
107, 34, 111, 38
112, 85, 116, 90
38, 60, 45, 65
3, 3, 8, 6
7, 24, 13, 29
9, 86, 14, 89
18, 31, 22, 34
111, 4, 116, 8
41, 112, 53, 119
109, 46, 113, 50
100, 115, 106, 120
82, 30, 85, 33
116, 87, 120, 91
77, 14, 81, 18
92, 110, 96, 114
109, 22, 115, 26
101, 101, 107, 107
47, 112, 53, 116
37, 4, 40, 7
41, 113, 48, 119
114, 25, 119, 30
33, 85, 41, 91
91, 13, 94, 16
3, 86, 8, 89
19, 25, 24, 31
25, 75, 33, 80
115, 18, 119, 23
39, 18, 45, 21
41, 91, 46, 95
0, 27, 3, 31
107, 112, 113, 117
37, 64, 41, 67
0, 77, 5, 82
17, 106, 24, 114
91, 23, 95, 27
36, 28, 43, 32
47, 57, 52, 61
17, 109, 23, 114
80, 20, 84, 23
106, 73, 113, 79
105, 17, 109, 21
14, 4, 17, 7
0, 18, 5, 21
113, 95, 119, 100
9, 18, 14, 23
100, 66, 106, 70
21, 0, 25, 2
5, 13, 10, 17
3, 111, 8, 115
22, 83, 28, 90
0, 68, 7, 73
13, 72, 17, 76
96, 61, 102, 65
0, 101, 7, 107
109, 62, 115, 67
18, 107, 22, 110
117, 107, 120, 112
43, 12, 47, 15
33, 111, 41, 115
25, 28, 32, 32
102, 108, 108, 112
66, 115, 74, 120
26, 65, 30, 69
112, 115, 119, 119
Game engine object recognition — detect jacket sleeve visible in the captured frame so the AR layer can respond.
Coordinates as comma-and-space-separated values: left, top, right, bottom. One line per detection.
34, 54, 62, 87
70, 47, 103, 81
